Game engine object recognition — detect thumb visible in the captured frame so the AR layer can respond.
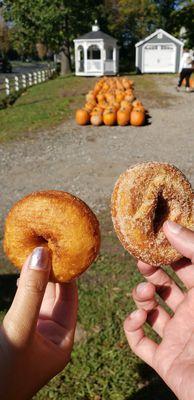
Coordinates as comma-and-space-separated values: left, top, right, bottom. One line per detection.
4, 247, 51, 347
163, 221, 194, 263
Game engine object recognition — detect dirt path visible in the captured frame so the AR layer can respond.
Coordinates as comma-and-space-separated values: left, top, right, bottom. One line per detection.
0, 75, 194, 242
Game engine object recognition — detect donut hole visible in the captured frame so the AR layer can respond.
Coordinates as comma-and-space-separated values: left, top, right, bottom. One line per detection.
153, 193, 170, 234
31, 235, 49, 248
36, 236, 48, 246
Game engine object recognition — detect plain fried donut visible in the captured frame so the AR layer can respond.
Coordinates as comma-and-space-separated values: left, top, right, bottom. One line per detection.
111, 162, 194, 266
4, 191, 100, 282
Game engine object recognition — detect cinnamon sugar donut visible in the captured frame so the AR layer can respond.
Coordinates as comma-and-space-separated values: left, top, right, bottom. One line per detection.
111, 162, 194, 265
4, 191, 100, 282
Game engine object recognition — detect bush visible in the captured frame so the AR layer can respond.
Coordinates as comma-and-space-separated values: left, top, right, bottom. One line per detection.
0, 89, 25, 110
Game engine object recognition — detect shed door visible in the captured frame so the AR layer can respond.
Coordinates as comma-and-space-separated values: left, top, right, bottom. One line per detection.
143, 43, 176, 73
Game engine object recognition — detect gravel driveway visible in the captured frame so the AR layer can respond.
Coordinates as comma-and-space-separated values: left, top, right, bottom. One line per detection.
0, 76, 193, 249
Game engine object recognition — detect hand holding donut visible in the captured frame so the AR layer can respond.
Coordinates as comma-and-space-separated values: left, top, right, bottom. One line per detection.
124, 222, 194, 400
1, 190, 100, 399
0, 247, 78, 400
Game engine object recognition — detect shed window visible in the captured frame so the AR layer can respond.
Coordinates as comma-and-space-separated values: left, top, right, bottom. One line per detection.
145, 44, 158, 50
157, 32, 163, 39
161, 44, 174, 50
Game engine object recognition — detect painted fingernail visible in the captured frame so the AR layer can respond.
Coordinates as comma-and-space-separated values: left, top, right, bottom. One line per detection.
28, 247, 50, 270
130, 309, 142, 319
165, 220, 182, 234
136, 282, 148, 296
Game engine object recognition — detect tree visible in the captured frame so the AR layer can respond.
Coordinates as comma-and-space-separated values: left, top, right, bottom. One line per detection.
171, 2, 194, 47
101, 0, 161, 70
3, 0, 103, 74
0, 6, 10, 57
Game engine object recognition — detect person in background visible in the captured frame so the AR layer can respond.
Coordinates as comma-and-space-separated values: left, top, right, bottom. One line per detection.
177, 48, 193, 92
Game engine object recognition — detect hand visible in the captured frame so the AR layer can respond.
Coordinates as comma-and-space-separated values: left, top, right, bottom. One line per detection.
0, 247, 78, 400
124, 221, 194, 400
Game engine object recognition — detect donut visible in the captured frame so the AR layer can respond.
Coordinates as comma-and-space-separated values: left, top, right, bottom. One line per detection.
111, 162, 194, 266
4, 191, 100, 282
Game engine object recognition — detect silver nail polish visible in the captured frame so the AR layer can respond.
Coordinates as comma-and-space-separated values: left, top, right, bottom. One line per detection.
28, 247, 49, 270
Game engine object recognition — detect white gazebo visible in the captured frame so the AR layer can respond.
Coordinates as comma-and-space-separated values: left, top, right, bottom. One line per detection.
74, 21, 119, 76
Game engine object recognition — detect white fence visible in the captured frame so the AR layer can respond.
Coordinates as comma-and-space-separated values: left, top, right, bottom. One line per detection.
0, 68, 56, 99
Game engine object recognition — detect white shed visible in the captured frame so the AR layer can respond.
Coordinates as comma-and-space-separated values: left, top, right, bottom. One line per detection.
135, 29, 183, 73
74, 21, 119, 76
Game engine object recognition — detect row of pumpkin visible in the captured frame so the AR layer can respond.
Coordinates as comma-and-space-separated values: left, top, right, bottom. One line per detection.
75, 76, 148, 127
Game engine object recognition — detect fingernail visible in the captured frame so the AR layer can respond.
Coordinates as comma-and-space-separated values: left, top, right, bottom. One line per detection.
165, 220, 182, 234
28, 247, 49, 270
130, 309, 142, 319
136, 282, 148, 296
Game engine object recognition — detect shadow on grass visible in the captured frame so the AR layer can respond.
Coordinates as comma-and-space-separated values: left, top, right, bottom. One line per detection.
0, 274, 18, 311
129, 364, 177, 400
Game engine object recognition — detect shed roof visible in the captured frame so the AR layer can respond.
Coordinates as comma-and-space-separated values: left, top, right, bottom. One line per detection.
75, 30, 117, 42
135, 29, 183, 47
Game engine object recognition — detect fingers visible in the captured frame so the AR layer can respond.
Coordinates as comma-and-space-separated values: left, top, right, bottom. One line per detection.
133, 282, 171, 337
137, 261, 185, 311
53, 282, 78, 337
38, 281, 78, 352
3, 247, 51, 347
163, 221, 194, 263
171, 258, 194, 289
124, 309, 158, 368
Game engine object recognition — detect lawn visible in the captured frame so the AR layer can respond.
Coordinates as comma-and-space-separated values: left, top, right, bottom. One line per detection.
0, 73, 175, 143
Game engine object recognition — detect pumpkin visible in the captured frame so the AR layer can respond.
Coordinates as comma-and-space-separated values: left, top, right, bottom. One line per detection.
120, 100, 133, 112
91, 106, 103, 115
116, 90, 125, 103
97, 93, 105, 103
90, 113, 103, 126
130, 110, 145, 126
98, 100, 108, 109
133, 105, 146, 113
76, 109, 90, 125
125, 94, 135, 102
86, 91, 96, 102
103, 108, 117, 126
84, 101, 95, 113
117, 108, 131, 126
132, 99, 142, 107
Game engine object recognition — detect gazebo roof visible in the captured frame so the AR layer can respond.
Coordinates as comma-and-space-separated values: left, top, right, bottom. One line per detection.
76, 30, 116, 42
75, 21, 117, 42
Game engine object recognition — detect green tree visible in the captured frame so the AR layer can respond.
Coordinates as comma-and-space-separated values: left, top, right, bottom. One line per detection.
171, 2, 194, 47
3, 0, 103, 74
0, 5, 10, 56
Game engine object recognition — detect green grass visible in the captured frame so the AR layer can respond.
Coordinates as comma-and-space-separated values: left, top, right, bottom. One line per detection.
0, 74, 95, 143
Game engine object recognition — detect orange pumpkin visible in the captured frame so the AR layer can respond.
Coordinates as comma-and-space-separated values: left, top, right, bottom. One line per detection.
116, 90, 125, 103
90, 113, 103, 126
86, 91, 96, 102
130, 110, 145, 126
117, 108, 131, 126
84, 102, 95, 113
91, 106, 103, 115
97, 93, 105, 103
103, 108, 117, 126
120, 101, 133, 112
132, 99, 142, 107
125, 94, 135, 102
133, 105, 146, 113
76, 109, 90, 125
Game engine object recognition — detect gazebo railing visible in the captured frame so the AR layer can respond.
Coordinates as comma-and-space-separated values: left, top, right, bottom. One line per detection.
86, 60, 102, 73
104, 60, 114, 71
